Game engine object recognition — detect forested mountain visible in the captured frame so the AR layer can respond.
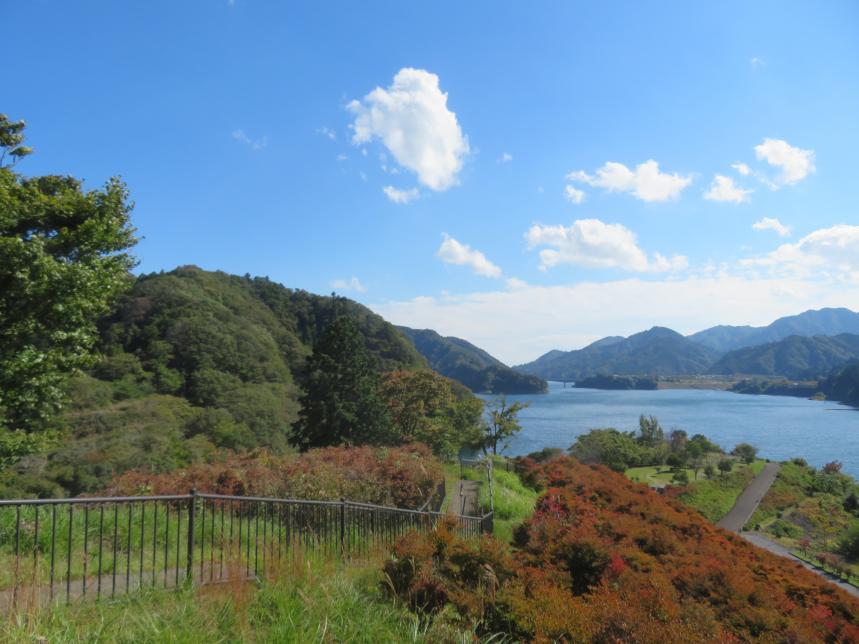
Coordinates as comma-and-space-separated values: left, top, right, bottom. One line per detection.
818, 361, 859, 404
5, 267, 427, 496
515, 327, 718, 381
690, 307, 859, 353
711, 333, 859, 380
397, 326, 547, 394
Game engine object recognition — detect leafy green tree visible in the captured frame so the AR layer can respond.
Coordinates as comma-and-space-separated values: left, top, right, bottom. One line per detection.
704, 464, 716, 480
668, 429, 688, 454
381, 369, 482, 460
718, 458, 733, 476
732, 443, 758, 464
637, 415, 664, 447
685, 442, 706, 480
290, 316, 392, 450
482, 396, 528, 456
570, 428, 642, 472
0, 116, 137, 467
666, 452, 686, 472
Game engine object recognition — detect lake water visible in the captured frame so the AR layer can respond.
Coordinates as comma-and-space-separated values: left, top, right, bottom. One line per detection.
480, 382, 859, 478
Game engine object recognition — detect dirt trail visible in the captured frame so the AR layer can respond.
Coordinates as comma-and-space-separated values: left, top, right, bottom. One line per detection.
450, 480, 479, 516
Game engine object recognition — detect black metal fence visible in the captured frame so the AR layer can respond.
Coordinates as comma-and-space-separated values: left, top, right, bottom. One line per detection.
0, 490, 491, 609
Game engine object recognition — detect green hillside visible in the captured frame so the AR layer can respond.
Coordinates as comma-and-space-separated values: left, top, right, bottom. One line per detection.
819, 361, 859, 405
4, 267, 426, 496
711, 333, 859, 380
398, 326, 546, 394
515, 327, 718, 382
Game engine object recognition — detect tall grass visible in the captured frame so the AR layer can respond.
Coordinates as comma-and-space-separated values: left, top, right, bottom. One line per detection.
1, 551, 475, 643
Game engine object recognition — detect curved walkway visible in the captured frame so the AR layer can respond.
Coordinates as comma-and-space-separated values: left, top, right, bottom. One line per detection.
716, 462, 780, 532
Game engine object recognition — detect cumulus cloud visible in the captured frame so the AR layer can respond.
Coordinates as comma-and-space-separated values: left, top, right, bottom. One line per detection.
732, 162, 751, 176
754, 138, 815, 186
348, 68, 469, 191
564, 185, 586, 204
703, 174, 753, 203
525, 219, 687, 273
506, 277, 528, 290
231, 129, 267, 150
437, 234, 502, 278
372, 275, 859, 365
567, 160, 692, 202
752, 217, 792, 237
743, 224, 859, 279
383, 186, 420, 204
499, 152, 513, 163
330, 276, 367, 293
318, 126, 336, 140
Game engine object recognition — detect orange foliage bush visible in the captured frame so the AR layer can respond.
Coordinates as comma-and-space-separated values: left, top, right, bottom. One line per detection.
385, 456, 859, 641
103, 444, 441, 509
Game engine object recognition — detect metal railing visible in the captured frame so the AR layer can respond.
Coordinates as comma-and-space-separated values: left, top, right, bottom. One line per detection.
0, 490, 491, 609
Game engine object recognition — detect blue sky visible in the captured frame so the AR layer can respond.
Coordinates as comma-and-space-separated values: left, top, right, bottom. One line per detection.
8, 1, 859, 363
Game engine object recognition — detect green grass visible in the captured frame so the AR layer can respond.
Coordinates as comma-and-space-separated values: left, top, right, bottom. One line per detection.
1, 554, 474, 643
677, 460, 766, 522
792, 550, 859, 590
459, 458, 536, 543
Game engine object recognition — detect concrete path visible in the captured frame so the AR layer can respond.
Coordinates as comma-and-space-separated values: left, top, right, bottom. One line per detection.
450, 480, 479, 517
742, 532, 859, 599
717, 462, 780, 532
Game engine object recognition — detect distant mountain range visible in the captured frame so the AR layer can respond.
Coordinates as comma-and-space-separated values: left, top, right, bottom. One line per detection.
689, 307, 859, 353
398, 326, 547, 394
515, 308, 859, 384
515, 327, 719, 382
710, 334, 859, 380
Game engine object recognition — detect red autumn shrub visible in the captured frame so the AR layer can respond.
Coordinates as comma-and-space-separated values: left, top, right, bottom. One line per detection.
103, 443, 441, 509
386, 456, 859, 641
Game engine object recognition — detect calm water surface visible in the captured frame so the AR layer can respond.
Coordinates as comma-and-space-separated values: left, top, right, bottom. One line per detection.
481, 382, 859, 478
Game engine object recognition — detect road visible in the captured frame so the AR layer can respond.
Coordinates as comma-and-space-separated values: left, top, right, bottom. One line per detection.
716, 462, 780, 532
742, 532, 859, 599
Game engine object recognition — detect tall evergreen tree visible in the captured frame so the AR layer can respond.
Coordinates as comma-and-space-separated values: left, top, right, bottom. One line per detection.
290, 316, 391, 449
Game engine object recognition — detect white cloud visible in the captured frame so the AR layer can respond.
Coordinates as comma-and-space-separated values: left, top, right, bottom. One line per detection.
732, 162, 751, 176
373, 275, 859, 365
752, 217, 792, 237
336, 154, 348, 161
750, 56, 766, 69
754, 138, 815, 186
348, 68, 469, 191
499, 152, 513, 163
703, 174, 753, 203
231, 129, 267, 150
743, 224, 859, 279
318, 126, 336, 140
525, 219, 687, 273
437, 234, 502, 278
567, 160, 692, 202
506, 277, 528, 290
564, 185, 586, 205
330, 276, 367, 293
383, 186, 420, 204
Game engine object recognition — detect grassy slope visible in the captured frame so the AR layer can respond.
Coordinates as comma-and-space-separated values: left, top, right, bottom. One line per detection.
2, 556, 469, 643
674, 460, 765, 523
460, 457, 537, 542
747, 461, 859, 580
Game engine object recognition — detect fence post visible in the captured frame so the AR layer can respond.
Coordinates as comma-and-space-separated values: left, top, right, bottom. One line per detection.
339, 498, 346, 556
187, 489, 197, 584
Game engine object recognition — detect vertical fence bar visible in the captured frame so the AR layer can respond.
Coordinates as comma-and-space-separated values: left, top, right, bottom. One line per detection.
66, 505, 73, 604
125, 504, 132, 594
97, 505, 104, 598
152, 502, 158, 588
111, 505, 118, 598
82, 506, 88, 599
50, 504, 57, 601
186, 489, 197, 585
199, 498, 205, 581
139, 502, 145, 590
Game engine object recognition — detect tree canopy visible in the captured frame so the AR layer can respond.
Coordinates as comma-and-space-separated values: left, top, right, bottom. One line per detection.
0, 116, 137, 467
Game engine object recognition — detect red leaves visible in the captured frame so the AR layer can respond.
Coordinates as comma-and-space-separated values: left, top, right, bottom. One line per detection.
102, 443, 442, 509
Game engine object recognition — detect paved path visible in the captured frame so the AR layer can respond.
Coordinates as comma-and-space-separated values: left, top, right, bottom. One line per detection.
742, 532, 859, 599
717, 462, 780, 532
450, 480, 479, 516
